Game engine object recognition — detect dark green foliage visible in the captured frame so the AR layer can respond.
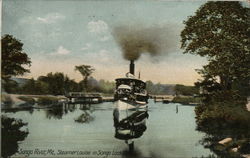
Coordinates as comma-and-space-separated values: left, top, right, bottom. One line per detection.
2, 79, 20, 93
15, 74, 115, 95
172, 96, 200, 105
1, 34, 31, 79
21, 78, 49, 95
175, 84, 199, 96
20, 72, 79, 95
37, 72, 74, 95
181, 2, 250, 156
181, 0, 250, 124
1, 116, 29, 158
181, 1, 250, 93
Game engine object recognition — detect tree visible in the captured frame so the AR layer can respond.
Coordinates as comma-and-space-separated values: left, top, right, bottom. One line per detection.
37, 72, 74, 95
22, 78, 49, 95
2, 79, 19, 94
75, 65, 95, 92
181, 1, 250, 94
1, 34, 31, 80
175, 84, 199, 96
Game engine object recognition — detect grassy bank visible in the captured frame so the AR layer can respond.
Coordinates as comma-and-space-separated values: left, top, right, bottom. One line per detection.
36, 96, 59, 105
1, 94, 62, 108
172, 96, 201, 105
18, 96, 36, 105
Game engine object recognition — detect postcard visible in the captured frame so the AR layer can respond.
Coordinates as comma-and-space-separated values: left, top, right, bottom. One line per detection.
1, 1, 250, 158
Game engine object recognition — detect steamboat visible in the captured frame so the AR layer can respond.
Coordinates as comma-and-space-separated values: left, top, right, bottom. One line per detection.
113, 60, 149, 151
114, 60, 149, 109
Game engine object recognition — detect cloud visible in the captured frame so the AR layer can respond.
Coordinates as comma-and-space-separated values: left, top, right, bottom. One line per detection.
19, 13, 65, 25
51, 46, 71, 55
87, 20, 109, 34
99, 36, 110, 42
37, 13, 65, 24
81, 43, 92, 51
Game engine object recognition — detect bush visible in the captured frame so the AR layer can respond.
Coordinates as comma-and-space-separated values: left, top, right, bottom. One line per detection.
195, 102, 250, 137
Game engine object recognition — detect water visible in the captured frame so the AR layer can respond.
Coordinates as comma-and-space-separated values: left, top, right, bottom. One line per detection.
3, 100, 213, 158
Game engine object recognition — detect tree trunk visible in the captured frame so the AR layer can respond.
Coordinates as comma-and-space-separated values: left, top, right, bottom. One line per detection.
83, 77, 88, 92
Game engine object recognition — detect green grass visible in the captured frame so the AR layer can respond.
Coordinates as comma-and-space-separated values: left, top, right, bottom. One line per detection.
172, 96, 201, 105
18, 96, 35, 105
37, 96, 59, 105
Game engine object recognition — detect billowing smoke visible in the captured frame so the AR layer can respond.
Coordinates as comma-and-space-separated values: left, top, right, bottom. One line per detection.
112, 25, 178, 61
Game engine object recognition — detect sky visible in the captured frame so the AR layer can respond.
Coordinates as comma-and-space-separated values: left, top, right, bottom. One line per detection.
2, 0, 208, 85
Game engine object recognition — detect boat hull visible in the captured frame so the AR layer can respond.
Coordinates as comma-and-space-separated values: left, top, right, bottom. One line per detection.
114, 100, 147, 110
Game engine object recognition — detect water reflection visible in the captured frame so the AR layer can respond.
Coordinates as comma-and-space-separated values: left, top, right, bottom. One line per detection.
45, 104, 65, 119
113, 107, 149, 151
2, 107, 34, 114
75, 111, 94, 123
75, 103, 94, 123
3, 101, 217, 157
45, 103, 94, 120
1, 116, 29, 158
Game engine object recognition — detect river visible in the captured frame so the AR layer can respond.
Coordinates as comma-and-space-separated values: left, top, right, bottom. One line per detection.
3, 100, 213, 158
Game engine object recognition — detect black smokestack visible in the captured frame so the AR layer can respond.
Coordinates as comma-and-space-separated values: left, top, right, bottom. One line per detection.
130, 60, 135, 75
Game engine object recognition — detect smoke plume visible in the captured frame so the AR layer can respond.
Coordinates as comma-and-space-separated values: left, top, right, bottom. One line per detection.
112, 25, 178, 61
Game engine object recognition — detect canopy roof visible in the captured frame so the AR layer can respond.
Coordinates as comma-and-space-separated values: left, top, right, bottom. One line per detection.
115, 78, 145, 84
118, 84, 132, 89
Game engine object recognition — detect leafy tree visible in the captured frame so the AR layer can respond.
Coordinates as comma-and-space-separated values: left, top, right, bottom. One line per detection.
22, 78, 36, 94
181, 1, 250, 95
37, 72, 77, 95
181, 2, 250, 145
175, 84, 199, 96
75, 65, 95, 92
2, 79, 19, 93
1, 34, 31, 80
64, 77, 79, 92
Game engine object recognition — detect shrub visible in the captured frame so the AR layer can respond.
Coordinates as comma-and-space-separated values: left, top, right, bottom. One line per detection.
195, 102, 250, 137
